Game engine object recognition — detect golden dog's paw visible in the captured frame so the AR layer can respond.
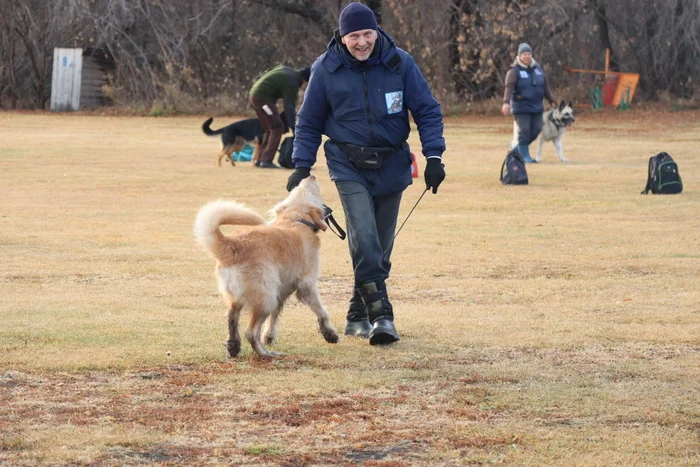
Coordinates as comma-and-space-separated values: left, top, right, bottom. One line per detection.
226, 339, 241, 358
322, 328, 340, 344
253, 350, 285, 360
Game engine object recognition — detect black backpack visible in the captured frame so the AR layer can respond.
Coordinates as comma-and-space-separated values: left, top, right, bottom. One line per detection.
277, 136, 294, 169
500, 148, 529, 185
641, 152, 682, 194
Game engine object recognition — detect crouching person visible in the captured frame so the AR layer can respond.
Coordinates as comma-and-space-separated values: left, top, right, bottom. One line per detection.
286, 3, 446, 345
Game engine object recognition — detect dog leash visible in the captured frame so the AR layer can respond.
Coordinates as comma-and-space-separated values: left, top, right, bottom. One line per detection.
321, 205, 346, 240
320, 187, 428, 247
382, 187, 429, 258
325, 213, 346, 240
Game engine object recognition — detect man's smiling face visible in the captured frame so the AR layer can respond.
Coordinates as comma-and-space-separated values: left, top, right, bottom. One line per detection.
341, 29, 378, 61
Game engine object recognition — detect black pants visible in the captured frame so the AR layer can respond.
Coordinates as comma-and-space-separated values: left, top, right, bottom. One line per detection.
514, 112, 543, 146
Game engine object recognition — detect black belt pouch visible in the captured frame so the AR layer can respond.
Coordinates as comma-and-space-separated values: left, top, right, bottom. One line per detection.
340, 143, 399, 169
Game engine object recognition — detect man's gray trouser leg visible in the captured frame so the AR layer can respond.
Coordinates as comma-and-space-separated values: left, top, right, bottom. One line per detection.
335, 181, 403, 286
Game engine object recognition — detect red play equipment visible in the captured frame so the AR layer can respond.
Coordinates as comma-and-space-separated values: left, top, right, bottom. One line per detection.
564, 49, 639, 108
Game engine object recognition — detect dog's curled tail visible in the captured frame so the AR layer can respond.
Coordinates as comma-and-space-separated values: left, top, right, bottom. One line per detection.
194, 200, 265, 257
202, 117, 223, 136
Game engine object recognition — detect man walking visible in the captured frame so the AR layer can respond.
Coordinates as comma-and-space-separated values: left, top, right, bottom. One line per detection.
286, 3, 446, 345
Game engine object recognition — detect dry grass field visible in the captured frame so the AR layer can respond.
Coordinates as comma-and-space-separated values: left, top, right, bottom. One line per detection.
1, 109, 699, 466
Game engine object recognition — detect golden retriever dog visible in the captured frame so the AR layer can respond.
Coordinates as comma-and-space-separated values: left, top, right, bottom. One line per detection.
193, 176, 339, 359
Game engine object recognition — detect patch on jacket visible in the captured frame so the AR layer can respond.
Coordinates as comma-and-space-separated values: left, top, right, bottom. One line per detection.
385, 91, 403, 114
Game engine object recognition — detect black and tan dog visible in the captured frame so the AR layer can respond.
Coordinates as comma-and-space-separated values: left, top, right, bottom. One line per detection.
202, 117, 264, 167
202, 113, 288, 167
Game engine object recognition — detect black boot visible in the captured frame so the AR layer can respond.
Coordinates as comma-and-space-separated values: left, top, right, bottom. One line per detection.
358, 281, 400, 346
344, 289, 371, 338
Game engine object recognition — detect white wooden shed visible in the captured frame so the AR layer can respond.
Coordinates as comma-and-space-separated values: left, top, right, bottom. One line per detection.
50, 48, 111, 111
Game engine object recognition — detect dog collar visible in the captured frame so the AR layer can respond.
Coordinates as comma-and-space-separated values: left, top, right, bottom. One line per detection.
296, 219, 319, 232
295, 216, 347, 240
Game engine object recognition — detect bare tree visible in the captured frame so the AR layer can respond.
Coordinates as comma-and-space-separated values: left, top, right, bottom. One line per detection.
1, 0, 698, 110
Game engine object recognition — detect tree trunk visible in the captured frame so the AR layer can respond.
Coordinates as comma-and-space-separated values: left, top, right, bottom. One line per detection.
590, 0, 619, 71
670, 0, 693, 98
448, 0, 480, 98
641, 8, 658, 98
366, 0, 383, 26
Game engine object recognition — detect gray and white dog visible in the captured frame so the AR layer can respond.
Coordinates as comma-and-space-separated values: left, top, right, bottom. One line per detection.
511, 100, 575, 162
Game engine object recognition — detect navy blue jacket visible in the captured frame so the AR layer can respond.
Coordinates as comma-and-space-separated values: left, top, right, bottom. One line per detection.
292, 28, 445, 196
510, 63, 546, 114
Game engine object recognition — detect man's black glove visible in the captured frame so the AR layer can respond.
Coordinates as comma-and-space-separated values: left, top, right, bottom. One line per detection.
286, 167, 311, 192
424, 158, 445, 194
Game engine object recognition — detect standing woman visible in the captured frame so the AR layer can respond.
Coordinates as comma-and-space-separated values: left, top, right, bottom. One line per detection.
501, 43, 556, 163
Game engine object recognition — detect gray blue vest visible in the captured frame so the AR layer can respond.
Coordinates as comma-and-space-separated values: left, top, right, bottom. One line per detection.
510, 64, 545, 114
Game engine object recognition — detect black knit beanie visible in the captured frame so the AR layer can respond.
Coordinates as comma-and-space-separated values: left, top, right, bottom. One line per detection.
339, 2, 378, 36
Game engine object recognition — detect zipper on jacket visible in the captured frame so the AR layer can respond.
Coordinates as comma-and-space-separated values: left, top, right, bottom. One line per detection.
362, 72, 376, 143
